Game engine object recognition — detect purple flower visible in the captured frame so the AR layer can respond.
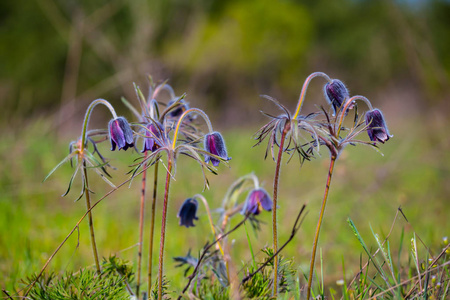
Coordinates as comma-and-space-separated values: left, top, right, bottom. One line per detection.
204, 131, 230, 167
241, 188, 273, 215
177, 198, 198, 228
167, 98, 189, 118
108, 117, 134, 151
365, 109, 392, 143
142, 121, 163, 152
324, 79, 351, 115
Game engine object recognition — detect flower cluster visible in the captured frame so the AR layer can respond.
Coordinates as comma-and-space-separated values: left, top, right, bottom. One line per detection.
255, 72, 392, 161
42, 73, 391, 300
253, 71, 392, 297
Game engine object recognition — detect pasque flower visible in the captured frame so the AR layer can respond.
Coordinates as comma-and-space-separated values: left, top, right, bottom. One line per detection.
177, 198, 199, 228
142, 121, 163, 152
324, 79, 351, 115
108, 117, 134, 151
242, 188, 273, 215
365, 109, 392, 143
204, 131, 230, 167
167, 98, 189, 118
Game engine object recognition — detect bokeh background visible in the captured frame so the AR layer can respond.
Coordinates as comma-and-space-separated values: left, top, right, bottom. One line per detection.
1, 0, 449, 296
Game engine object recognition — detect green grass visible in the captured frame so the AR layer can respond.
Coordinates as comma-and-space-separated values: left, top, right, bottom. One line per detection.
0, 114, 449, 298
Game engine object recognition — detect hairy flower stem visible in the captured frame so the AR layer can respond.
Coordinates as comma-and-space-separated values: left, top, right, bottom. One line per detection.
80, 99, 117, 147
158, 159, 172, 300
148, 161, 159, 296
136, 152, 148, 298
307, 156, 336, 299
195, 195, 230, 283
82, 163, 101, 274
272, 122, 290, 296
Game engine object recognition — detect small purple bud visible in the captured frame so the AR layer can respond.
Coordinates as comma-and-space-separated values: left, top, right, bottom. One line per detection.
108, 117, 134, 151
365, 109, 392, 143
177, 198, 198, 228
324, 79, 350, 115
142, 121, 163, 153
167, 98, 189, 118
241, 188, 273, 215
204, 131, 230, 167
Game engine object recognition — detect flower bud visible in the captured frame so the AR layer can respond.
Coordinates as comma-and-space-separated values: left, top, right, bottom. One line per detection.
108, 117, 134, 151
365, 109, 392, 143
241, 188, 272, 215
177, 198, 198, 228
142, 121, 163, 152
204, 131, 230, 167
167, 98, 189, 118
324, 79, 350, 115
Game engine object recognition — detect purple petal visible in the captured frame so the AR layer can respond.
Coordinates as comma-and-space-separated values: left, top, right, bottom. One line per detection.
204, 131, 230, 166
177, 198, 198, 228
365, 109, 392, 143
324, 79, 349, 115
258, 189, 273, 212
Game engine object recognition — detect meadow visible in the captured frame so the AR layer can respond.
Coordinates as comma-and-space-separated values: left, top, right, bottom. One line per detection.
1, 96, 449, 298
1, 0, 450, 298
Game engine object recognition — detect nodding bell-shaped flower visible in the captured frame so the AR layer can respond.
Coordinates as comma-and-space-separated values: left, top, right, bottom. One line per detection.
204, 131, 230, 167
241, 188, 273, 215
167, 98, 189, 118
177, 198, 199, 228
365, 109, 392, 143
108, 117, 134, 151
142, 121, 163, 153
324, 79, 351, 115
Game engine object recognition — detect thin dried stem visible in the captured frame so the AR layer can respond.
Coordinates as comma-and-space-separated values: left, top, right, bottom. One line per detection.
241, 204, 306, 285
178, 215, 250, 299
23, 163, 152, 297
2, 289, 13, 300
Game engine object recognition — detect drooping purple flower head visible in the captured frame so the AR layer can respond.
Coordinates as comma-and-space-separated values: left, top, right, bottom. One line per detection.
324, 79, 351, 115
204, 131, 230, 167
365, 108, 392, 143
241, 188, 273, 215
108, 117, 134, 151
167, 98, 189, 118
177, 198, 198, 228
142, 121, 163, 153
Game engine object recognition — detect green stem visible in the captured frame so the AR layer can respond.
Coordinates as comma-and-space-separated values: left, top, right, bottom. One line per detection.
307, 156, 336, 299
158, 159, 172, 299
148, 161, 159, 296
272, 121, 290, 296
136, 152, 148, 298
83, 162, 101, 274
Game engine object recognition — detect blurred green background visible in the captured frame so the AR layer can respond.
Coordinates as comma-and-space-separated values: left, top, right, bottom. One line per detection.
1, 0, 450, 297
